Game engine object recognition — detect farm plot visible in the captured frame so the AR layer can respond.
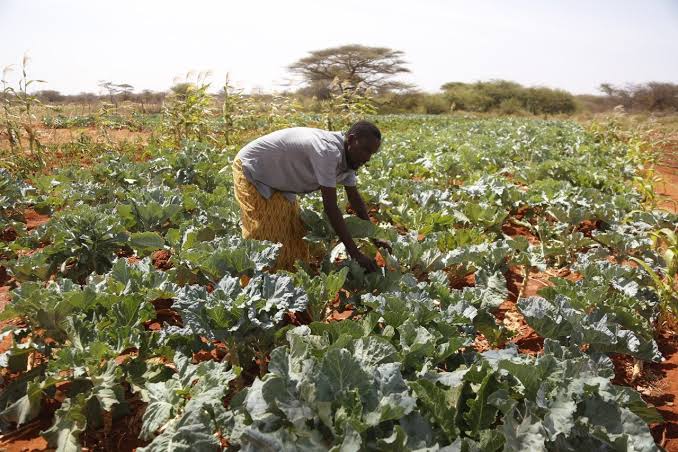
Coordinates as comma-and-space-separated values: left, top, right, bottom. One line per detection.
0, 116, 676, 451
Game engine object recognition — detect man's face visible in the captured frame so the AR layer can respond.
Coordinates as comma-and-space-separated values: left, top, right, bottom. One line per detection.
346, 134, 380, 170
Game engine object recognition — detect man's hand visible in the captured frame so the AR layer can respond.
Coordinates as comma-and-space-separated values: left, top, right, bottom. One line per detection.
354, 251, 378, 273
320, 186, 382, 273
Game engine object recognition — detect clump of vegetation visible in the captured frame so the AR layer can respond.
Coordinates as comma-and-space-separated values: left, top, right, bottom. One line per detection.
321, 78, 377, 130
159, 73, 215, 148
441, 80, 577, 115
1, 54, 47, 173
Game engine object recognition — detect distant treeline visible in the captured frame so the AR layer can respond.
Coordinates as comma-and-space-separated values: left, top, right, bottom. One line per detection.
375, 81, 678, 115
579, 82, 678, 114
376, 80, 576, 115
31, 89, 167, 113
28, 80, 678, 116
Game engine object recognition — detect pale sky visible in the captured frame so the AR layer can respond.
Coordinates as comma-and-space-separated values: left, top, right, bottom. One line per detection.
1, 0, 677, 95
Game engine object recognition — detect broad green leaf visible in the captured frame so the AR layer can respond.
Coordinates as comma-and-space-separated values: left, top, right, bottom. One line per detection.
0, 380, 43, 426
410, 379, 458, 442
42, 395, 88, 452
463, 370, 504, 437
141, 379, 182, 440
130, 231, 165, 255
316, 348, 375, 406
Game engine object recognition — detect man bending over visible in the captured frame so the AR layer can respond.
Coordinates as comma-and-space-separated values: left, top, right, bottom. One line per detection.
232, 120, 382, 271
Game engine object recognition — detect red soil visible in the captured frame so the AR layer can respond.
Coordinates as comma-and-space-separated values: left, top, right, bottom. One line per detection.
1, 226, 18, 242
77, 391, 148, 451
501, 220, 540, 244
611, 330, 678, 451
23, 209, 50, 231
193, 344, 228, 364
327, 307, 355, 322
0, 265, 11, 285
143, 298, 183, 331
0, 418, 50, 451
576, 219, 601, 238
0, 286, 11, 312
649, 331, 678, 451
448, 271, 476, 290
646, 162, 678, 449
656, 166, 678, 213
150, 249, 172, 271
497, 266, 551, 355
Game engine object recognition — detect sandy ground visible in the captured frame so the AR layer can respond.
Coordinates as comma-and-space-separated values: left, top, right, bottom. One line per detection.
656, 166, 678, 213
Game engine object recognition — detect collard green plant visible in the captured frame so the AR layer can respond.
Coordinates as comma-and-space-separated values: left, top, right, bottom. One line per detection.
38, 205, 131, 282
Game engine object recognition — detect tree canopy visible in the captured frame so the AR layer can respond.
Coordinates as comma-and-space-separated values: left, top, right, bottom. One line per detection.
288, 44, 411, 97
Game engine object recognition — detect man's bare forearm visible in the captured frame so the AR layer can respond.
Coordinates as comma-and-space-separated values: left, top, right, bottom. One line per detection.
321, 187, 360, 257
345, 186, 370, 221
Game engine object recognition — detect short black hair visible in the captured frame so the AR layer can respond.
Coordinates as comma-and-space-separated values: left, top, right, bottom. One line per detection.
347, 120, 381, 141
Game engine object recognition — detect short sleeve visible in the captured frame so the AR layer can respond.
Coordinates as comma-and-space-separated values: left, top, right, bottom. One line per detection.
310, 148, 340, 188
338, 171, 357, 187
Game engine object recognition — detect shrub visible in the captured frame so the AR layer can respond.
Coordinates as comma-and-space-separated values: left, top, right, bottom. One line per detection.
442, 80, 577, 115
420, 93, 450, 114
497, 97, 527, 115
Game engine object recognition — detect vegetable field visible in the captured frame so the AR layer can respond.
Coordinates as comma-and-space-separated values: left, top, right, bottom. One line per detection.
0, 115, 677, 451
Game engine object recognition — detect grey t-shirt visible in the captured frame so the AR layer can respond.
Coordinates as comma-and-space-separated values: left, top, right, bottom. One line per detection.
235, 127, 357, 202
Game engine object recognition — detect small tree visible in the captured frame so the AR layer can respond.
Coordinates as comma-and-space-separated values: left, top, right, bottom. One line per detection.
599, 83, 633, 110
97, 81, 134, 110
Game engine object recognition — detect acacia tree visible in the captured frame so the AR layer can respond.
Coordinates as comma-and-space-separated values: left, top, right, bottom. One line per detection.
97, 81, 134, 110
288, 44, 411, 98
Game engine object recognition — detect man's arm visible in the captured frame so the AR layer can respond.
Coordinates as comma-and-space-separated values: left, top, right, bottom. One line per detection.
320, 186, 377, 272
345, 185, 392, 252
345, 185, 370, 221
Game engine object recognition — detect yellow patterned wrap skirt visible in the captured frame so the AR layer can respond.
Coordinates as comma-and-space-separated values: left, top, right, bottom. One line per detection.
232, 158, 309, 270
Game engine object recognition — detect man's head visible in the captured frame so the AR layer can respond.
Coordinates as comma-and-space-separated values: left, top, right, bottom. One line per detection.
344, 121, 381, 170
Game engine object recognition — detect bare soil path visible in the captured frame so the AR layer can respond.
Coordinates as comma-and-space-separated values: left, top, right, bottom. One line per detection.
650, 165, 678, 450
656, 166, 678, 213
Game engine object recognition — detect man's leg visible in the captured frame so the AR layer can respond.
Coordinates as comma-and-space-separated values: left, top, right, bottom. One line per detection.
232, 158, 309, 270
